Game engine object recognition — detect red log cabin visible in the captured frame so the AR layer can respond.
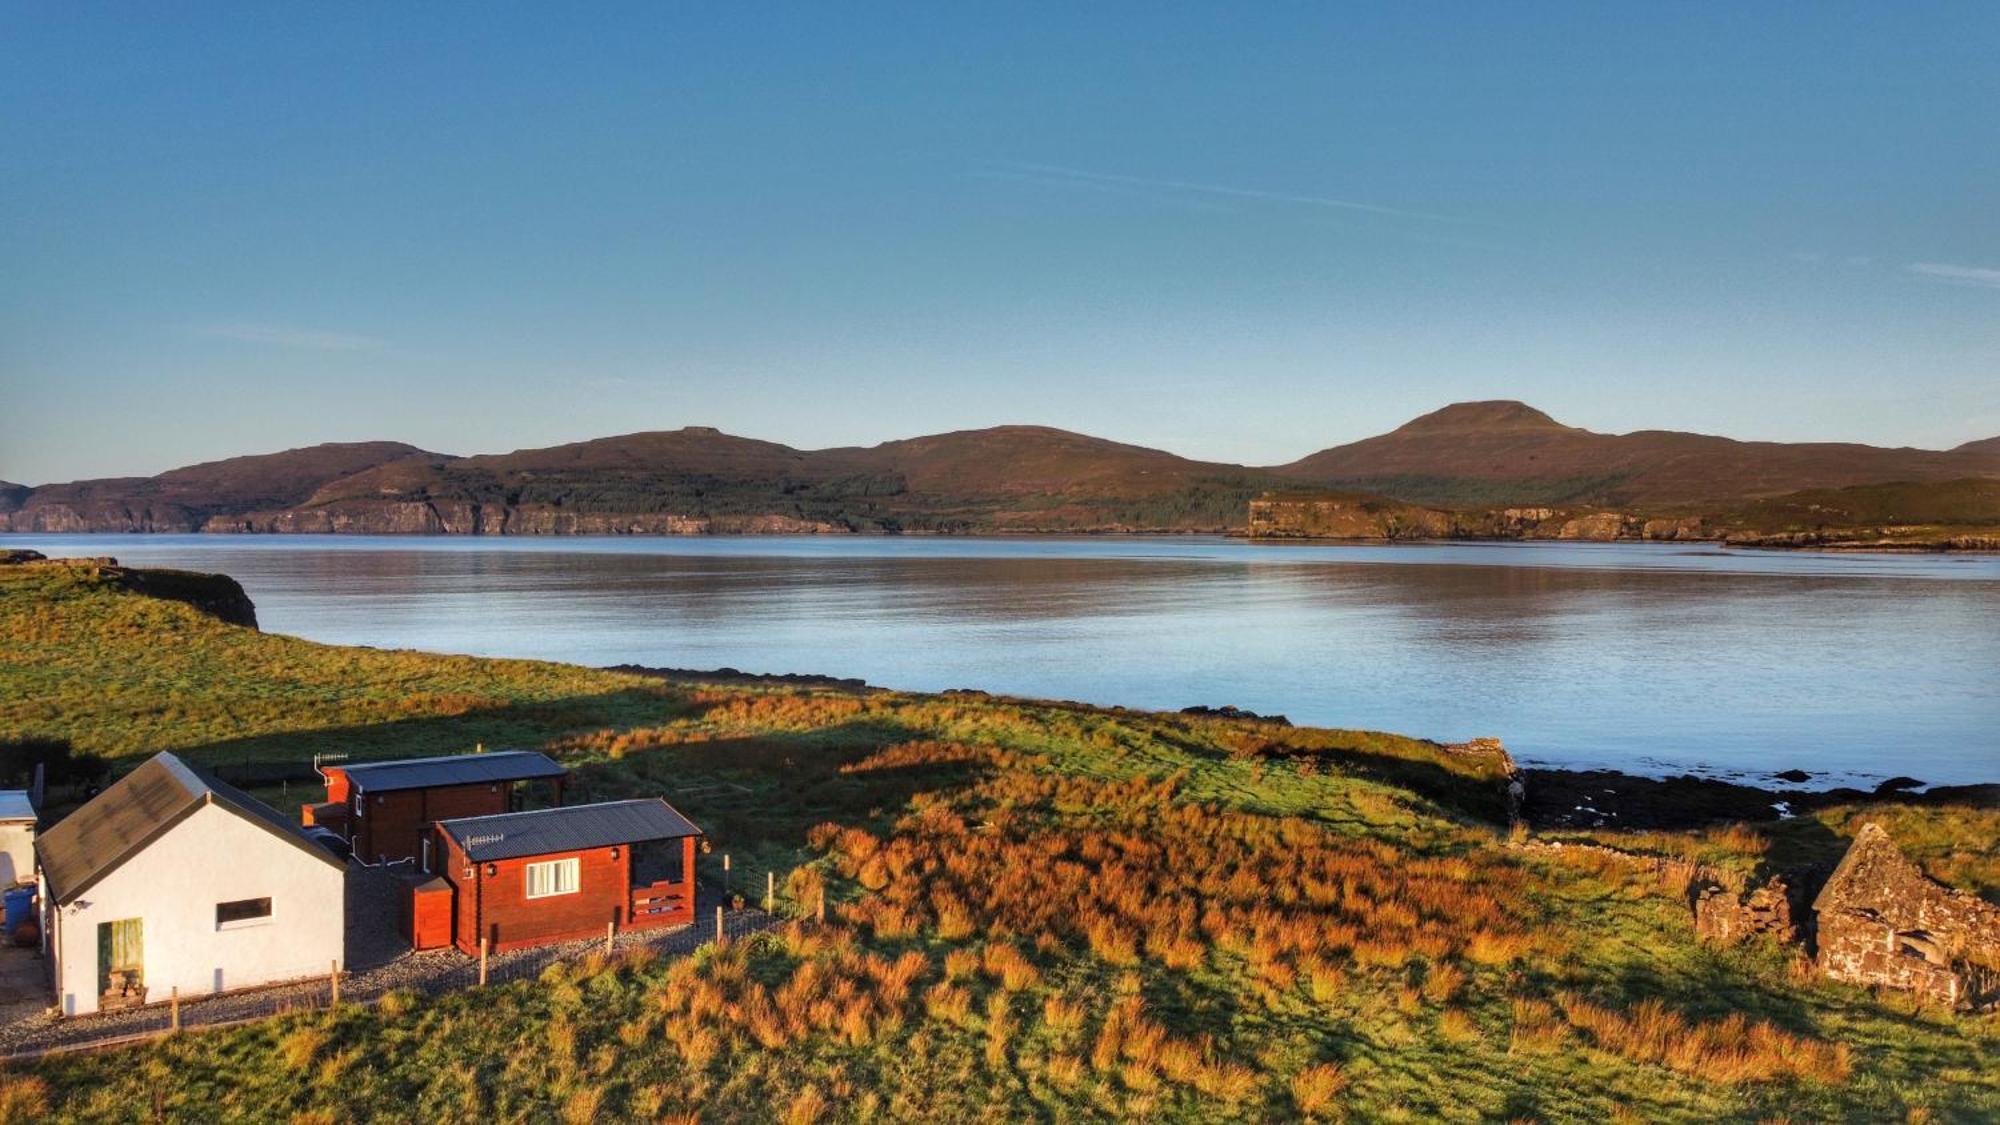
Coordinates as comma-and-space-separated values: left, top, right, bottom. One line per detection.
430, 799, 703, 953
307, 750, 568, 866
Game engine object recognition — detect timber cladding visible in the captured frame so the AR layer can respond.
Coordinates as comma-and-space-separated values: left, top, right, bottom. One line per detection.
354, 782, 512, 865
442, 828, 627, 953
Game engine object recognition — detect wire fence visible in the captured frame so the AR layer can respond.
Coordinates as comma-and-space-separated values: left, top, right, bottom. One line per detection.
0, 905, 783, 1061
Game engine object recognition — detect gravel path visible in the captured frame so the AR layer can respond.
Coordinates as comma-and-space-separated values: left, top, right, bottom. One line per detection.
0, 863, 781, 1058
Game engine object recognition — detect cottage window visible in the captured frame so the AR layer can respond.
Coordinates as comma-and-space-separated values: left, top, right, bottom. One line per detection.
525, 858, 580, 899
216, 897, 273, 929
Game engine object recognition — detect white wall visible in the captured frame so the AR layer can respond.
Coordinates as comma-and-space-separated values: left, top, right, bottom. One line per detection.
0, 823, 33, 887
50, 803, 344, 1016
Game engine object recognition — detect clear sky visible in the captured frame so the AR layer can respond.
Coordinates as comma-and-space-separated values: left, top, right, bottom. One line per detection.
3, 3, 1996, 484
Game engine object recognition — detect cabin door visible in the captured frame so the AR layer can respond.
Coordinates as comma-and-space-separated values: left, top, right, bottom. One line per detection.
97, 918, 143, 1000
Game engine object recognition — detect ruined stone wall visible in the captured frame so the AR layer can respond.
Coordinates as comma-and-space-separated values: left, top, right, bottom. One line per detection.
1694, 878, 1796, 944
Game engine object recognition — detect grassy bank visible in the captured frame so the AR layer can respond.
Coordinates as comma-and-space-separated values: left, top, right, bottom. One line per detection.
1, 561, 1994, 1122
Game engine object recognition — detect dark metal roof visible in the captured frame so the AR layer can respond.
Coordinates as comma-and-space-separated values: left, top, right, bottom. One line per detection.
336, 750, 566, 793
438, 799, 702, 862
37, 752, 344, 905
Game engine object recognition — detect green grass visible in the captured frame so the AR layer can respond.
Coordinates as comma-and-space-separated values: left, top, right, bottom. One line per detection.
1717, 478, 2000, 532
1, 562, 1995, 1123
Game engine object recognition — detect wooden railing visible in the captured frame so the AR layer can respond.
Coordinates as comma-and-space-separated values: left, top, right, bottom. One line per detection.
630, 879, 691, 921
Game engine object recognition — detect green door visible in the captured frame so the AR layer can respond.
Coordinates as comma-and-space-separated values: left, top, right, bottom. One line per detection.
97, 918, 143, 997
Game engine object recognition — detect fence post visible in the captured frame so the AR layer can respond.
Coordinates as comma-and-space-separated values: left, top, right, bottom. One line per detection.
478, 937, 489, 987
170, 986, 179, 1033
715, 905, 724, 943
766, 870, 775, 913
605, 921, 615, 956
330, 959, 340, 1006
817, 888, 826, 924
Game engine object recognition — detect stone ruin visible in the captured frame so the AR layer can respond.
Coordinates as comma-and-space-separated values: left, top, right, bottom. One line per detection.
1811, 823, 2000, 1010
1693, 876, 1796, 944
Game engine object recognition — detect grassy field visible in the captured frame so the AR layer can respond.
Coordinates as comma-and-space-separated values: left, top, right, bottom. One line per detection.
1, 560, 1995, 1122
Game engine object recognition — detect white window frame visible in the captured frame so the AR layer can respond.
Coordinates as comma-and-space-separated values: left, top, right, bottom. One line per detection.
524, 857, 580, 900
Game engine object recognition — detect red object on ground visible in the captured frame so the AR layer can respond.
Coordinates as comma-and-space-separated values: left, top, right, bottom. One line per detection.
407, 877, 455, 951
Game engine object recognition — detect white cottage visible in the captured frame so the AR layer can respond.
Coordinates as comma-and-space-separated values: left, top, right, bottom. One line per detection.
36, 753, 346, 1016
0, 791, 35, 887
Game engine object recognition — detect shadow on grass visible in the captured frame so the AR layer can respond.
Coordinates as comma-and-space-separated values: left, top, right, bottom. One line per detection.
163, 686, 695, 785
577, 720, 987, 850
1266, 743, 1509, 825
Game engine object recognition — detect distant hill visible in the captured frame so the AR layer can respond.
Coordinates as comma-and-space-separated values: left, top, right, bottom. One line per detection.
0, 442, 436, 532
1955, 435, 2000, 455
289, 425, 1273, 534
1275, 401, 2000, 508
3, 405, 1996, 536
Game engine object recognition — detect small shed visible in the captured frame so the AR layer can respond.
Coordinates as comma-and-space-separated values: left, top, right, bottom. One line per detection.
0, 791, 36, 886
432, 799, 702, 954
317, 750, 568, 866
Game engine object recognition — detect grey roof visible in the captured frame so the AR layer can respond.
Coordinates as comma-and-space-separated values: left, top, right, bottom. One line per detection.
336, 750, 566, 793
37, 752, 344, 905
0, 791, 33, 823
438, 799, 702, 862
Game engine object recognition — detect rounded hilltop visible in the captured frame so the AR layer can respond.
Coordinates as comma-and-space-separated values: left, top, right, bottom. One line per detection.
1389, 400, 1573, 434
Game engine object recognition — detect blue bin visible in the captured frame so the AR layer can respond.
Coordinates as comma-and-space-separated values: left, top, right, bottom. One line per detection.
2, 887, 33, 931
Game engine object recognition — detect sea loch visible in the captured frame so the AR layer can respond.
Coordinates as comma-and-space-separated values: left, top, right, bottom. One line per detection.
8, 534, 1995, 788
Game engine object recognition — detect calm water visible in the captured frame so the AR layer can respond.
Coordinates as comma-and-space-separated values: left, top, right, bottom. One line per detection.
11, 534, 1999, 788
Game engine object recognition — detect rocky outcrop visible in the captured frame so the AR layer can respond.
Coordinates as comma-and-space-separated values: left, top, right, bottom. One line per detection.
1642, 516, 1706, 540
1553, 511, 1636, 540
1249, 495, 1702, 544
1812, 823, 2000, 1010
1244, 495, 1458, 540
0, 555, 258, 628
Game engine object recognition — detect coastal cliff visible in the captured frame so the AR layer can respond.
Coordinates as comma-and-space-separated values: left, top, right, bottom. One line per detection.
1248, 480, 2000, 549
202, 501, 849, 536
1246, 495, 1708, 543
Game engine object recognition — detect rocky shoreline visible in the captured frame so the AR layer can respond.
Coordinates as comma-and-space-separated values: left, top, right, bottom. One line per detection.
1523, 767, 1999, 831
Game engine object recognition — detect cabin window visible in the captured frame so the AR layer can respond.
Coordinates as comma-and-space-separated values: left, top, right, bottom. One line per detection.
353, 792, 364, 817
216, 898, 273, 929
525, 858, 580, 899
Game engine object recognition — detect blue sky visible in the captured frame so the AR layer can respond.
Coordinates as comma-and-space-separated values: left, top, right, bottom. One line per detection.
3, 3, 1996, 484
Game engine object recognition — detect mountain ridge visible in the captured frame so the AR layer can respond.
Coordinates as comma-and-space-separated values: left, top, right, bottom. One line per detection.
3, 404, 1996, 536
1277, 402, 2000, 507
